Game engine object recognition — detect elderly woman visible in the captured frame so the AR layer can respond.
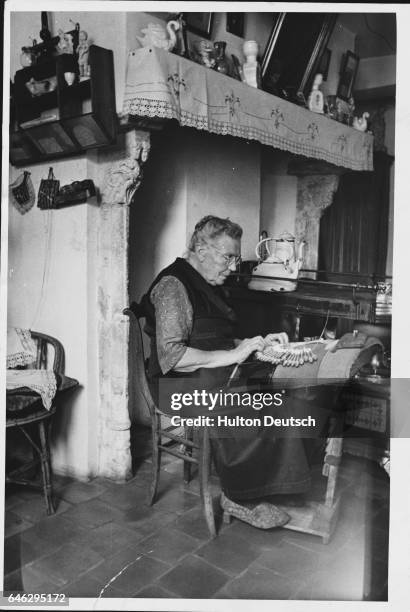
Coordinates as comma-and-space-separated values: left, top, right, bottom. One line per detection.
142, 215, 313, 528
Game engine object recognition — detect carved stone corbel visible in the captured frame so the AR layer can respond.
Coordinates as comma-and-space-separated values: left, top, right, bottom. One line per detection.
295, 174, 340, 274
102, 130, 151, 205
287, 159, 343, 276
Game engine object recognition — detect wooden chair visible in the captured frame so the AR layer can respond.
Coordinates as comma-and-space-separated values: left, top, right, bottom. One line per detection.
6, 332, 74, 515
124, 303, 217, 538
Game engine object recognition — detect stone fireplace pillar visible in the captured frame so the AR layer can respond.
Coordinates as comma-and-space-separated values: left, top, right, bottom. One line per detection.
288, 159, 345, 276
95, 129, 151, 481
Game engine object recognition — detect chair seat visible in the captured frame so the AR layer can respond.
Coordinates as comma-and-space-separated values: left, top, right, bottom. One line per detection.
6, 374, 79, 419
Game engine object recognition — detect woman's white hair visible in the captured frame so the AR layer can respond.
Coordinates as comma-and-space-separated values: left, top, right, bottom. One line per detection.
188, 215, 242, 252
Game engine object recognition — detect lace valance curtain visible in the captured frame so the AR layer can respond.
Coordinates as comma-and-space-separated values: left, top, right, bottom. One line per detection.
123, 48, 373, 172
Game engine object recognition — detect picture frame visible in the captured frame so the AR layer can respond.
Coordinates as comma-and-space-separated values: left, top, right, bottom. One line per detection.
226, 13, 245, 38
261, 13, 337, 101
337, 51, 360, 101
184, 13, 213, 38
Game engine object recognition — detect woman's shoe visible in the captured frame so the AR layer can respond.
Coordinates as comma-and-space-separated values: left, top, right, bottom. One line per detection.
220, 492, 290, 529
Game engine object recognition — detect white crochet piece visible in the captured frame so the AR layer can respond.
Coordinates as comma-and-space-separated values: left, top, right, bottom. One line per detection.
256, 341, 322, 367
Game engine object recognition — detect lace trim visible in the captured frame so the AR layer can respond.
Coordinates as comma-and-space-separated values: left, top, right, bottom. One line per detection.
123, 98, 372, 171
7, 327, 37, 368
6, 369, 57, 411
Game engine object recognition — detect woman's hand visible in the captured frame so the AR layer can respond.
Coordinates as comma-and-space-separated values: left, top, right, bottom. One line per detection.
232, 336, 265, 363
264, 332, 289, 347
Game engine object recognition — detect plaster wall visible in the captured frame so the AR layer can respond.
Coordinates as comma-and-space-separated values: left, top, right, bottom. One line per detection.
355, 55, 396, 90
260, 152, 297, 241
7, 157, 100, 480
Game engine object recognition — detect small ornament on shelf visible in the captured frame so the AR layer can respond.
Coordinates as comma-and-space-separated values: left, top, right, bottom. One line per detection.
242, 40, 260, 88
77, 30, 90, 78
20, 46, 36, 68
353, 112, 369, 132
213, 41, 229, 75
57, 29, 74, 54
196, 40, 216, 68
308, 73, 324, 114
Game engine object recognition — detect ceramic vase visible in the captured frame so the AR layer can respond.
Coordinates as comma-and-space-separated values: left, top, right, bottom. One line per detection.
213, 41, 229, 75
242, 40, 260, 88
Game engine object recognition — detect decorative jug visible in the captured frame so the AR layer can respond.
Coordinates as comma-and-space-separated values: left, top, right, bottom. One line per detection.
213, 41, 229, 74
248, 231, 305, 292
136, 21, 179, 52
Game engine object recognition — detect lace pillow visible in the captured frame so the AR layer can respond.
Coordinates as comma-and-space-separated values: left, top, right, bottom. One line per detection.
7, 327, 37, 368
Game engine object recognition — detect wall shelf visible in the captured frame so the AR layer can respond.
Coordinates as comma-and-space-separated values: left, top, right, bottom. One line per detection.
10, 45, 117, 167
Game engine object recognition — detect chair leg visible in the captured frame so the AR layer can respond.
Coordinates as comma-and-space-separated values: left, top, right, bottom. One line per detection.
149, 411, 161, 505
38, 419, 55, 515
198, 427, 216, 538
183, 426, 193, 484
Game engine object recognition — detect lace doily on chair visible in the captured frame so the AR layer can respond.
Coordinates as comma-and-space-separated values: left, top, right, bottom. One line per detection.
6, 369, 57, 410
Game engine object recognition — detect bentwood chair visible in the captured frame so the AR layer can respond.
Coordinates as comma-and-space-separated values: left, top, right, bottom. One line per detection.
6, 332, 77, 515
124, 302, 217, 538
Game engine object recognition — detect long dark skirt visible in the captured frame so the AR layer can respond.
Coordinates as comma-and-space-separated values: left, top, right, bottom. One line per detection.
208, 362, 331, 501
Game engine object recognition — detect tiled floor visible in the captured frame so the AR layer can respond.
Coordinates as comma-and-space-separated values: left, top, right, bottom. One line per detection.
4, 434, 389, 602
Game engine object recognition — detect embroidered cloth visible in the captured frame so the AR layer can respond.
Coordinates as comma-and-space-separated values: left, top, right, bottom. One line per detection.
7, 327, 36, 368
123, 48, 373, 171
6, 369, 57, 411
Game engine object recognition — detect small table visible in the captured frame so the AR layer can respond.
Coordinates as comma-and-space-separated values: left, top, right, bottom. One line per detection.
6, 374, 79, 515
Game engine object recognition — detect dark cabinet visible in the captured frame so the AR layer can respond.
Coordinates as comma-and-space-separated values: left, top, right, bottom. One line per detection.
10, 45, 117, 166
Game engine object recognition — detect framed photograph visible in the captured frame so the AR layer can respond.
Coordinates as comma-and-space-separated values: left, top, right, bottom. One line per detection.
261, 13, 337, 101
185, 13, 213, 38
337, 51, 360, 101
226, 13, 245, 38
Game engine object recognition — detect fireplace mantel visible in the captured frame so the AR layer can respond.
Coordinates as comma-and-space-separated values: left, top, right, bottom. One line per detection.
123, 47, 373, 172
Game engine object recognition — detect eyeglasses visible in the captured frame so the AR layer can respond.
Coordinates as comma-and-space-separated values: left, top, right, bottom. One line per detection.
206, 243, 241, 266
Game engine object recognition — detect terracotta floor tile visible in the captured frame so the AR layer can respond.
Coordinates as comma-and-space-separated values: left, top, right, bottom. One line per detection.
255, 540, 322, 577
55, 479, 108, 504
4, 532, 60, 574
20, 514, 88, 548
27, 542, 104, 587
221, 519, 286, 552
4, 487, 26, 510
156, 555, 230, 598
136, 527, 202, 564
11, 563, 62, 593
196, 530, 262, 576
214, 564, 302, 600
115, 505, 179, 538
3, 451, 390, 603
171, 505, 218, 541
72, 521, 146, 558
10, 497, 72, 523
152, 487, 201, 515
61, 574, 105, 598
4, 510, 33, 538
98, 485, 149, 511
135, 584, 177, 598
60, 498, 123, 529
87, 550, 171, 598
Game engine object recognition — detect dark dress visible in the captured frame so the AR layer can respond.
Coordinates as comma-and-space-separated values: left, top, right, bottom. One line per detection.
141, 257, 313, 501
